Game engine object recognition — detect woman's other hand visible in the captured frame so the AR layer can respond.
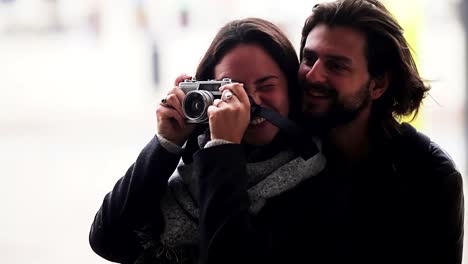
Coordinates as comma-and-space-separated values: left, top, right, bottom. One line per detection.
156, 74, 196, 146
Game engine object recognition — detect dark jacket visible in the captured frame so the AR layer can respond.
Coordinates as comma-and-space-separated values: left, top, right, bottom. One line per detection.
194, 123, 464, 264
89, 135, 182, 263
89, 134, 323, 264
90, 123, 463, 264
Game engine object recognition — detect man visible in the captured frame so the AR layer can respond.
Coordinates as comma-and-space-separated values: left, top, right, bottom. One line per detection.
298, 0, 464, 263
195, 1, 463, 263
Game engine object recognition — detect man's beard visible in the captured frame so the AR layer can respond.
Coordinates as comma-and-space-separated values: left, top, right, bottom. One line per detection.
300, 80, 372, 135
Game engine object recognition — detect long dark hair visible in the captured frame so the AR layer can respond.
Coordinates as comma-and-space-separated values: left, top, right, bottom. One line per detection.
300, 0, 430, 130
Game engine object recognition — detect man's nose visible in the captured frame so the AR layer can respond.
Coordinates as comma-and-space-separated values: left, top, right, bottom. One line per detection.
305, 60, 326, 83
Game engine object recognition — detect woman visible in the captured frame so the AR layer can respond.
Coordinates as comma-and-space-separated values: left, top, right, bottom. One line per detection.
89, 18, 325, 264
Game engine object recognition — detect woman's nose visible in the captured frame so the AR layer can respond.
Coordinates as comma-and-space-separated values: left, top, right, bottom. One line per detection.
249, 92, 262, 106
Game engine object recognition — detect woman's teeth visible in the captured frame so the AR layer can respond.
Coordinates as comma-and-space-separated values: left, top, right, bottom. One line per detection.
250, 117, 266, 125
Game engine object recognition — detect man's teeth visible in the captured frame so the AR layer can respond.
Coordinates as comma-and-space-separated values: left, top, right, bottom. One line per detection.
308, 91, 328, 97
250, 117, 266, 125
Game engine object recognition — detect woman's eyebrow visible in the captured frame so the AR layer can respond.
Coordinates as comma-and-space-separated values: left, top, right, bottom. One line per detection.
255, 75, 278, 85
229, 78, 243, 83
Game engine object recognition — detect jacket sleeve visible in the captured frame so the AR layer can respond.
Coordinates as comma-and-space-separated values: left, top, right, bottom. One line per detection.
428, 143, 464, 264
398, 123, 464, 264
89, 135, 182, 263
440, 170, 464, 264
193, 144, 274, 264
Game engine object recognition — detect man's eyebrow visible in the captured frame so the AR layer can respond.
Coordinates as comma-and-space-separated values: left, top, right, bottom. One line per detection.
303, 48, 352, 64
325, 54, 352, 64
302, 48, 316, 57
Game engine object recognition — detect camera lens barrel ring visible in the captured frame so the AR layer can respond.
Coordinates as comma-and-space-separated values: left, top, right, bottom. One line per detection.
182, 90, 216, 123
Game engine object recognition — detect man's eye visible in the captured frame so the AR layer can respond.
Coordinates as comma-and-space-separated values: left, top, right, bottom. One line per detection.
302, 55, 317, 65
327, 61, 347, 72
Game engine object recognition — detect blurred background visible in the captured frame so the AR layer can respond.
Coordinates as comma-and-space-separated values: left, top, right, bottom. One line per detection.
0, 0, 466, 263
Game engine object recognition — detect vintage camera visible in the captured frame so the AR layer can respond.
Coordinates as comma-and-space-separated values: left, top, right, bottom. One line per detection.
180, 78, 236, 123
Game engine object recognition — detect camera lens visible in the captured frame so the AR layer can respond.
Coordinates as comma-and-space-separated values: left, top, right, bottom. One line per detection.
183, 90, 214, 123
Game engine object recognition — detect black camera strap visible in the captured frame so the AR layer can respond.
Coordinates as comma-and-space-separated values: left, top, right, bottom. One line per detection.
182, 97, 319, 163
249, 98, 318, 159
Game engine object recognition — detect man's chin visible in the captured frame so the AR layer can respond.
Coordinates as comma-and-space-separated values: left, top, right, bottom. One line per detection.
299, 114, 332, 136
301, 107, 363, 135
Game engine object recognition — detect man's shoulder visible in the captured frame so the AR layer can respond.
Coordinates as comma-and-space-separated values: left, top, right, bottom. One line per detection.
394, 122, 430, 154
392, 122, 460, 178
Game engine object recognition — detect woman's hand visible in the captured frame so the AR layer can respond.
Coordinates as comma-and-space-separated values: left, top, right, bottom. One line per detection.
207, 83, 251, 144
156, 74, 195, 146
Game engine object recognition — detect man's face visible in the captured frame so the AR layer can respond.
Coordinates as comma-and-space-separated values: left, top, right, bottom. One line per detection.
298, 24, 375, 132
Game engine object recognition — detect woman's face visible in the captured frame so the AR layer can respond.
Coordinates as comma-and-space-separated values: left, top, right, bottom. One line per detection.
214, 44, 290, 145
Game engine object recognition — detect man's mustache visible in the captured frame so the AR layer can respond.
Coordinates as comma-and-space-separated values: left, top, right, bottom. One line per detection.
302, 83, 337, 97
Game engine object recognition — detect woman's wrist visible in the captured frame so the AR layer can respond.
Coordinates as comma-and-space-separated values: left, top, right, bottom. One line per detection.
204, 139, 235, 149
156, 133, 184, 154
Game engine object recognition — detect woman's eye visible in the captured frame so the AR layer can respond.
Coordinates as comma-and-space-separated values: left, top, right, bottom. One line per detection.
257, 85, 275, 92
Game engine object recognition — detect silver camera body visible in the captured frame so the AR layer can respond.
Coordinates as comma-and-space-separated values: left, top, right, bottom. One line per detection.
180, 78, 235, 123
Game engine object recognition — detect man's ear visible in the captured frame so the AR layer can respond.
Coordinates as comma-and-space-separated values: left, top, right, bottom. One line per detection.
369, 72, 389, 100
